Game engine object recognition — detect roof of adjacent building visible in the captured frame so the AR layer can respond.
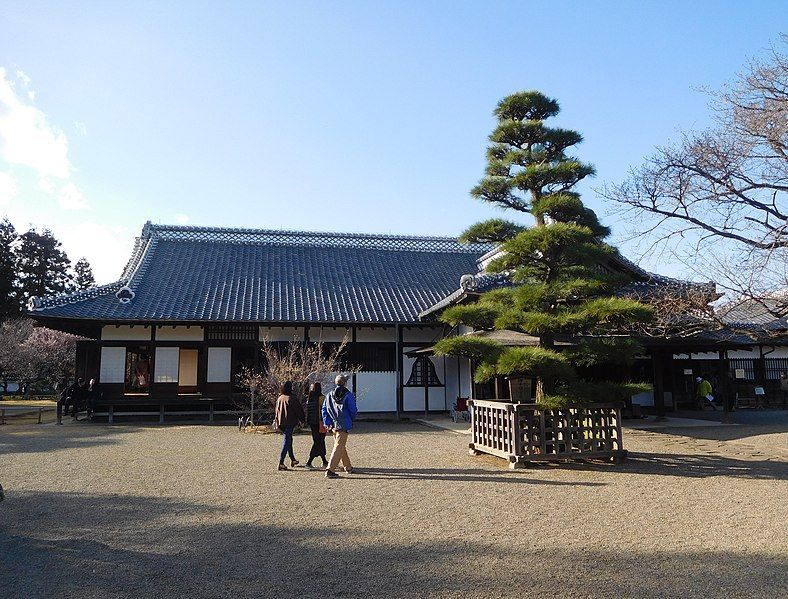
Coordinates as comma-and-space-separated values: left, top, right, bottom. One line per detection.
29, 222, 490, 325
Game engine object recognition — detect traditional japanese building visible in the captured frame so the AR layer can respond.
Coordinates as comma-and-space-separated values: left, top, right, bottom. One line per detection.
28, 221, 788, 419
28, 222, 491, 416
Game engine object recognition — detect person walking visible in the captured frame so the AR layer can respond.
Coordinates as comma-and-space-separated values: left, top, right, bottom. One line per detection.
322, 375, 358, 478
305, 382, 328, 469
274, 381, 305, 471
696, 376, 716, 410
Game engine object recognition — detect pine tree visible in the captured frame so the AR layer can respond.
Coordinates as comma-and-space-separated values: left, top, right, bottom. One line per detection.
0, 219, 18, 317
436, 91, 652, 405
73, 257, 96, 291
15, 228, 74, 308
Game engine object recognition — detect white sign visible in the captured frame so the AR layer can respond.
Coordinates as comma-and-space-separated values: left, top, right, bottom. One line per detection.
754, 387, 765, 396
683, 369, 693, 375
734, 369, 746, 379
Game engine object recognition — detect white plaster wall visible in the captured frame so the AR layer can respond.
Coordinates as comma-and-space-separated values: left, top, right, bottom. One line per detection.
260, 326, 305, 342
355, 372, 397, 412
355, 327, 396, 342
459, 358, 473, 398
444, 356, 460, 409
763, 347, 788, 358
307, 327, 351, 342
156, 326, 204, 341
402, 327, 444, 343
101, 325, 151, 341
403, 387, 426, 411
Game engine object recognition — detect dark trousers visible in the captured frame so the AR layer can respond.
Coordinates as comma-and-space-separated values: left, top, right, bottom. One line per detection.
308, 422, 327, 463
279, 426, 296, 464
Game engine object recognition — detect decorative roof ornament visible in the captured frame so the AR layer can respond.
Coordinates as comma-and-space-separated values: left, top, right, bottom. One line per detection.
460, 274, 477, 290
27, 296, 42, 311
116, 286, 135, 304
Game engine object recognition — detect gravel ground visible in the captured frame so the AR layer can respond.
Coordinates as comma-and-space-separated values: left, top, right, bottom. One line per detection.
1, 420, 787, 598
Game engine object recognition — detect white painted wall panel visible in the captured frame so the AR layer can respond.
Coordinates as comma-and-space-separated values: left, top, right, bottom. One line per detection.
355, 372, 397, 412
260, 327, 305, 342
156, 326, 204, 341
101, 325, 151, 341
207, 347, 232, 383
154, 347, 179, 383
100, 347, 126, 383
355, 327, 396, 342
403, 387, 425, 411
402, 327, 443, 343
308, 327, 351, 342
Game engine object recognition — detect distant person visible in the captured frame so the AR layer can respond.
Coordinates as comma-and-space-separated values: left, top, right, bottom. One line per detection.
274, 381, 305, 471
63, 378, 86, 420
696, 376, 716, 410
305, 382, 328, 469
55, 377, 69, 425
86, 379, 100, 419
322, 375, 358, 478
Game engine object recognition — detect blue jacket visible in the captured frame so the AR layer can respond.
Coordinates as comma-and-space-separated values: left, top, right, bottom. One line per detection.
322, 386, 358, 431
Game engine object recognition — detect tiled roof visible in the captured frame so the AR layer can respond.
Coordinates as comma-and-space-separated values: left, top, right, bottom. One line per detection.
29, 223, 490, 324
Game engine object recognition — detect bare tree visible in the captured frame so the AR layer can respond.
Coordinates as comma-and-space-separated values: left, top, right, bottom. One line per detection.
603, 37, 788, 325
235, 336, 361, 428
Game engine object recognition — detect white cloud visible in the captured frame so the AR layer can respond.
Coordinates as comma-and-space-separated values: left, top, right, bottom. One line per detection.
174, 213, 190, 224
58, 181, 89, 210
0, 67, 71, 182
0, 171, 17, 205
57, 221, 135, 284
74, 121, 87, 136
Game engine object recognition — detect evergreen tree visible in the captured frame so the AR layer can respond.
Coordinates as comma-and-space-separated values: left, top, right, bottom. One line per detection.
73, 257, 96, 291
15, 228, 74, 308
0, 219, 18, 317
436, 91, 652, 405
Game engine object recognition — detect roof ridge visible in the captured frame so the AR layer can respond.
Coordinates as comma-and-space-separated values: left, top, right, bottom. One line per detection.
145, 222, 478, 243
140, 222, 491, 254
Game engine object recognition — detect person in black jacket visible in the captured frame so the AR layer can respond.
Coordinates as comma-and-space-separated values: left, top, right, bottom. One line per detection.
304, 382, 327, 468
63, 378, 86, 419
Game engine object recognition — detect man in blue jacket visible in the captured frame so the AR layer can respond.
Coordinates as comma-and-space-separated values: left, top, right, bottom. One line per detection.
322, 374, 358, 478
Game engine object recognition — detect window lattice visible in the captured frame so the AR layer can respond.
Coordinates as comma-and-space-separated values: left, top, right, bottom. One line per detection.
405, 356, 443, 387
206, 324, 258, 341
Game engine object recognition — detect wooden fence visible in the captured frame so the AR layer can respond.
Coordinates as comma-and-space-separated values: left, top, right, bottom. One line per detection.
468, 399, 626, 468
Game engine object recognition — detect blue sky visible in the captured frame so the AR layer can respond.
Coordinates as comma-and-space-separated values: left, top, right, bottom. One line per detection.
0, 1, 785, 283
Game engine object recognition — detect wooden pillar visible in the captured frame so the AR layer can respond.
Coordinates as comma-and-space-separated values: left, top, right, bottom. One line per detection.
652, 350, 666, 419
395, 324, 403, 418
719, 349, 731, 423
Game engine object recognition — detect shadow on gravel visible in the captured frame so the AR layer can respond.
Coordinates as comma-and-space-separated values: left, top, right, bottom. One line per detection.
352, 467, 605, 486
2, 490, 786, 598
0, 424, 138, 456
552, 452, 788, 481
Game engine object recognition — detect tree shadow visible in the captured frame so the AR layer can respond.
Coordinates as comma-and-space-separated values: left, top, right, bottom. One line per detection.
550, 451, 788, 481
0, 422, 143, 456
2, 490, 786, 598
349, 467, 605, 485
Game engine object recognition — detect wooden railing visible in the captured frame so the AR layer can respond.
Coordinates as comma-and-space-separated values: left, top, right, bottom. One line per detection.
468, 400, 626, 467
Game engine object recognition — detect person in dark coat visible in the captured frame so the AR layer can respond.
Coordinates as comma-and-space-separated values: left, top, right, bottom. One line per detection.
274, 381, 305, 471
304, 382, 327, 468
63, 378, 86, 419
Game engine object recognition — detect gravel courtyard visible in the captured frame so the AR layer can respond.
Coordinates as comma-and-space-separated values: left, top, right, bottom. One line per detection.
2, 419, 787, 598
